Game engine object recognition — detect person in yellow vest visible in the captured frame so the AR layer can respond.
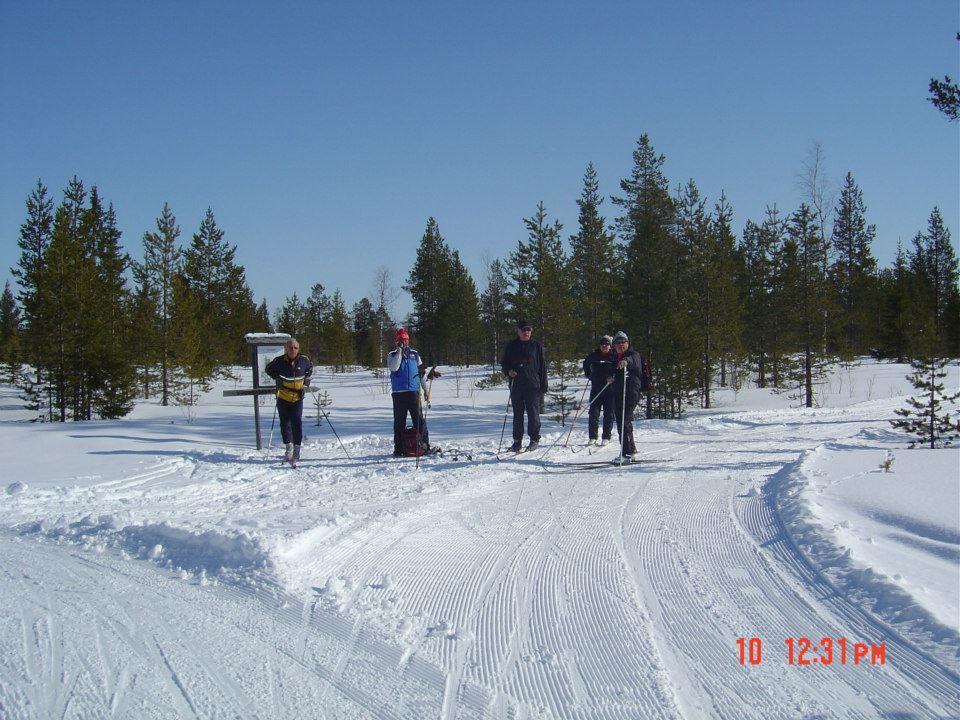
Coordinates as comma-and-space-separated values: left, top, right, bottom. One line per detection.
265, 338, 313, 465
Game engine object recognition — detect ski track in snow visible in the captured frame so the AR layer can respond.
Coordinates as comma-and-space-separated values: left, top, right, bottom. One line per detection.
1, 401, 958, 717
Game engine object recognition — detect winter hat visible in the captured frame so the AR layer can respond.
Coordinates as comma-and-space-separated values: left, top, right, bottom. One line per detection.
395, 328, 410, 343
599, 335, 613, 345
517, 319, 533, 330
613, 331, 629, 344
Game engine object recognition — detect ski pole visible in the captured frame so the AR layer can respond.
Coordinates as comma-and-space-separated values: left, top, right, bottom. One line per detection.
267, 401, 278, 449
619, 364, 628, 466
539, 381, 612, 462
307, 386, 351, 460
497, 379, 513, 454
563, 381, 592, 448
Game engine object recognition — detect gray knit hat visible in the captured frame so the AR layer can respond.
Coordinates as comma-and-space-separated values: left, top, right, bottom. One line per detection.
599, 335, 613, 345
612, 331, 629, 344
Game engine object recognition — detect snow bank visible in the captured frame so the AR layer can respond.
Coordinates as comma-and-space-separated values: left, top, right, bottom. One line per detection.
19, 517, 275, 584
771, 432, 960, 668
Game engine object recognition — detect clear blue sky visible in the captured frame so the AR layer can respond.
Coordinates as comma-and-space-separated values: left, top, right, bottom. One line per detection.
2, 1, 957, 320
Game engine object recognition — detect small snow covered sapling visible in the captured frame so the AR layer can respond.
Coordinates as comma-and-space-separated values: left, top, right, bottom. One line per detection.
878, 451, 894, 473
314, 389, 332, 426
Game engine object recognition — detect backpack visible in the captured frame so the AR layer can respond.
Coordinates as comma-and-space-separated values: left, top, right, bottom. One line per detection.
402, 427, 426, 457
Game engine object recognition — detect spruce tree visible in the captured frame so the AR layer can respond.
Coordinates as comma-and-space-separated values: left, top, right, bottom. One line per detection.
891, 355, 960, 448
480, 257, 511, 367
141, 203, 182, 406
303, 283, 331, 363
445, 250, 483, 365
830, 172, 877, 358
326, 291, 354, 372
569, 162, 616, 347
0, 282, 21, 383
611, 134, 676, 417
181, 208, 256, 367
274, 292, 307, 338
12, 179, 53, 417
908, 208, 959, 357
784, 204, 833, 407
406, 218, 451, 362
170, 274, 214, 416
876, 243, 912, 362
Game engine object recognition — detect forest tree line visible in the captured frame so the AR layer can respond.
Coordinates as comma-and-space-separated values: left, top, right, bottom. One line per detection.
2, 134, 958, 421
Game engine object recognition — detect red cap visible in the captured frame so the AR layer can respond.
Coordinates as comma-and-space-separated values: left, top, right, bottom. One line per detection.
395, 328, 409, 343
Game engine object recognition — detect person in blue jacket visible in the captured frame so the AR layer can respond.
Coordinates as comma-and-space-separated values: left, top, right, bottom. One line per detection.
386, 328, 438, 456
265, 337, 313, 464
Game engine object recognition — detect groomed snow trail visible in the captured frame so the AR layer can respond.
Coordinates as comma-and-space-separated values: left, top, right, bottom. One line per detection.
2, 403, 958, 718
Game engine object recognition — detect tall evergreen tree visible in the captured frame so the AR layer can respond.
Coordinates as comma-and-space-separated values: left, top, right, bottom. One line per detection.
326, 291, 353, 372
274, 292, 307, 338
830, 172, 877, 357
406, 218, 451, 362
12, 179, 54, 416
480, 257, 511, 367
611, 134, 676, 417
181, 208, 256, 367
569, 162, 617, 347
303, 283, 331, 363
445, 249, 483, 365
908, 208, 960, 357
783, 204, 833, 407
0, 282, 21, 383
508, 201, 574, 360
876, 243, 912, 362
140, 203, 182, 406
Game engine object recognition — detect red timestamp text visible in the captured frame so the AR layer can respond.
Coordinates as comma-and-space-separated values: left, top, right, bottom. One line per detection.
736, 637, 886, 666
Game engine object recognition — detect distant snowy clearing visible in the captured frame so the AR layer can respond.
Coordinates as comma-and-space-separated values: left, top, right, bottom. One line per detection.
0, 360, 957, 719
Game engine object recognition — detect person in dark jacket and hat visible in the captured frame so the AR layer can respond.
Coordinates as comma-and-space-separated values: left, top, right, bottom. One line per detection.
500, 319, 548, 452
582, 335, 616, 445
608, 331, 650, 462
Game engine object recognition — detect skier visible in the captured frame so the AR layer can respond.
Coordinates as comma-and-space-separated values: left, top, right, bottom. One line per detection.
609, 331, 650, 462
265, 338, 313, 466
387, 328, 438, 457
582, 335, 616, 446
500, 319, 548, 452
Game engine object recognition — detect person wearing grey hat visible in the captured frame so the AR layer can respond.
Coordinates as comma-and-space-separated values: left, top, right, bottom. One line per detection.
582, 335, 617, 445
609, 331, 651, 461
500, 319, 548, 452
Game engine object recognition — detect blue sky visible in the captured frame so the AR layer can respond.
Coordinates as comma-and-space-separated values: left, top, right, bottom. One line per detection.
1, 1, 957, 319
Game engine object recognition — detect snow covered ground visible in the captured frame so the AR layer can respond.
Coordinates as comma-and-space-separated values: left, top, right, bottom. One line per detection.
0, 360, 957, 719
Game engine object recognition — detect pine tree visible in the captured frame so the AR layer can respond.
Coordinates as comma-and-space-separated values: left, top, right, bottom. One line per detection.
569, 162, 616, 347
876, 243, 912, 362
445, 250, 483, 365
710, 193, 745, 388
908, 208, 960, 357
407, 218, 451, 362
82, 190, 136, 418
12, 180, 53, 417
508, 202, 574, 360
326, 291, 353, 372
140, 203, 182, 406
0, 282, 21, 383
181, 208, 255, 367
891, 355, 960, 448
169, 274, 214, 417
303, 283, 331, 362
611, 134, 676, 417
274, 292, 307, 338
480, 257, 511, 367
352, 297, 381, 368
254, 299, 272, 332
830, 172, 877, 358
783, 204, 834, 407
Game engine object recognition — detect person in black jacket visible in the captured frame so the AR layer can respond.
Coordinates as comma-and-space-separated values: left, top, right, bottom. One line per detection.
265, 338, 313, 465
582, 335, 616, 445
500, 319, 548, 452
609, 331, 650, 461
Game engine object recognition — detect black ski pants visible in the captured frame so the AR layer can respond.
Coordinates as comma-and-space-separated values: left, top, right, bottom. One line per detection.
277, 398, 304, 445
588, 382, 615, 440
392, 391, 428, 452
613, 391, 640, 456
511, 386, 541, 443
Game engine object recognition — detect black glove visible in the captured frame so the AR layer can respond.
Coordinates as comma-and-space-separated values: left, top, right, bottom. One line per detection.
396, 341, 404, 350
